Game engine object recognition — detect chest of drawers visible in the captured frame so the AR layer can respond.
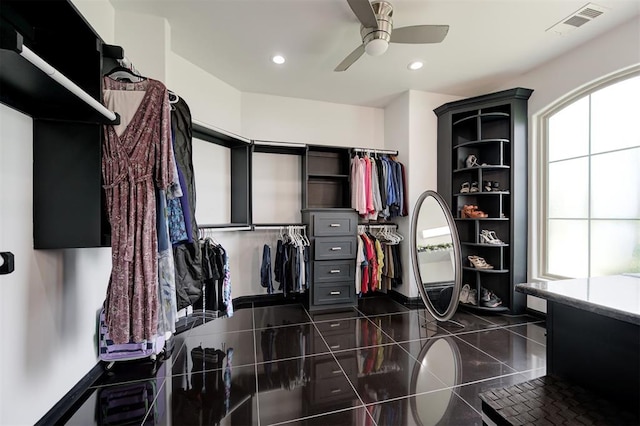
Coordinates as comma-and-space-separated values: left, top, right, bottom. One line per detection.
302, 209, 357, 311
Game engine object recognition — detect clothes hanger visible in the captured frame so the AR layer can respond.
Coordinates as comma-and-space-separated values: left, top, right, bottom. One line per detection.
105, 65, 146, 83
168, 90, 180, 104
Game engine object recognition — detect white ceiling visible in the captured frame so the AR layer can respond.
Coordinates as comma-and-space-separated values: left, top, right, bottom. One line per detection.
110, 0, 640, 108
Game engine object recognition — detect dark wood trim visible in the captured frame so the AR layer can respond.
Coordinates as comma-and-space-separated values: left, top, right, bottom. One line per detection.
388, 290, 425, 309
233, 292, 307, 310
35, 362, 104, 426
526, 307, 546, 321
434, 88, 533, 117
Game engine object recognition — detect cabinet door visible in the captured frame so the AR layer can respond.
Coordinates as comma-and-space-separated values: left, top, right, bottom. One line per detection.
313, 281, 354, 305
314, 261, 354, 282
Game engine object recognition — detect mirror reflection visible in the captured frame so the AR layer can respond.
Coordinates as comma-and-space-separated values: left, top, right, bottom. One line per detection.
410, 337, 463, 426
411, 191, 460, 319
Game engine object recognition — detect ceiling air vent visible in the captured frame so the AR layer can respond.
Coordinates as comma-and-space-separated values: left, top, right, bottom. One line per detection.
546, 3, 608, 35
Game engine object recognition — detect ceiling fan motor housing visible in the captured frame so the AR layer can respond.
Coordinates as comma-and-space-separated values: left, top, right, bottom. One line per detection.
360, 1, 393, 52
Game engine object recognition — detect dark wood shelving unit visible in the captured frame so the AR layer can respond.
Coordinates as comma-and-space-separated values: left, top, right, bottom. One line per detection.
435, 87, 532, 314
303, 146, 351, 209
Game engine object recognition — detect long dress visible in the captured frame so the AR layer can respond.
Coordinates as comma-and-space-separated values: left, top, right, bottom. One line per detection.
102, 77, 177, 344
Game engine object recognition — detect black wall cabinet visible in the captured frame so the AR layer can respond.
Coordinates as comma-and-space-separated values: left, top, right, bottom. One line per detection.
435, 88, 533, 314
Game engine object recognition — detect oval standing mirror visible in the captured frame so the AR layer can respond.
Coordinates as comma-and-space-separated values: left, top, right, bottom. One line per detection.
410, 190, 461, 321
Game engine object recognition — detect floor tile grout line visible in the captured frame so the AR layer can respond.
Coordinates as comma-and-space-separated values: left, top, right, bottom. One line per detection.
450, 334, 521, 373
309, 317, 368, 409
141, 373, 167, 424
252, 303, 261, 426
265, 405, 365, 426
504, 327, 547, 347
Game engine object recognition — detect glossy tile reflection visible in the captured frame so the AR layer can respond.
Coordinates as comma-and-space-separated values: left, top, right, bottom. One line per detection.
62, 299, 551, 425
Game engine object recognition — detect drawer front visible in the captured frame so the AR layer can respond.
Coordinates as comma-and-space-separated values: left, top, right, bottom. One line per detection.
313, 214, 356, 236
315, 356, 357, 379
315, 237, 357, 260
313, 281, 354, 306
314, 376, 352, 402
322, 333, 355, 352
315, 317, 354, 335
313, 261, 354, 282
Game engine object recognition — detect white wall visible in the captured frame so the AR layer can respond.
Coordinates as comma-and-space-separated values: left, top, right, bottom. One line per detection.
383, 91, 460, 300
0, 104, 112, 425
241, 92, 384, 148
499, 15, 640, 312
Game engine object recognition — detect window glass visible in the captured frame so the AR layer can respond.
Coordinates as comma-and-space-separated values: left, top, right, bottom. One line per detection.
590, 220, 640, 276
591, 76, 640, 154
591, 148, 640, 219
548, 157, 589, 219
548, 96, 589, 162
547, 219, 588, 278
544, 73, 640, 279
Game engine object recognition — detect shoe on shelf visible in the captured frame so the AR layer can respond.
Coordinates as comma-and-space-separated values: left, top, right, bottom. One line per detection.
470, 182, 479, 193
465, 154, 479, 168
459, 284, 471, 303
461, 205, 488, 218
492, 181, 500, 192
480, 229, 504, 245
468, 255, 494, 269
483, 180, 492, 192
480, 287, 502, 308
467, 289, 478, 305
460, 182, 470, 193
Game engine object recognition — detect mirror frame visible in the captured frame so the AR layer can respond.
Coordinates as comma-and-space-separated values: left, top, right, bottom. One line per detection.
410, 190, 462, 321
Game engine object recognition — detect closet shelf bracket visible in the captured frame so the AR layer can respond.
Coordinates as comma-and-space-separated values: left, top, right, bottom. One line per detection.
0, 27, 120, 125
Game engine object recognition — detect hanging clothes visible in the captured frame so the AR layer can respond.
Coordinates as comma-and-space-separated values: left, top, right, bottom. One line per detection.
170, 95, 204, 311
356, 226, 404, 295
102, 76, 180, 344
196, 238, 233, 317
156, 189, 177, 335
350, 152, 408, 220
272, 229, 309, 297
261, 244, 274, 294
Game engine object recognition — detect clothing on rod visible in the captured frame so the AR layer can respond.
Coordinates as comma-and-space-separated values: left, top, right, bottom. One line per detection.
351, 152, 408, 220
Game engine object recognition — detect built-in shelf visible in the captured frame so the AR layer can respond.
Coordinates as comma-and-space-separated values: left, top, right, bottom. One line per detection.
308, 173, 349, 179
453, 139, 510, 149
453, 112, 510, 126
436, 87, 532, 314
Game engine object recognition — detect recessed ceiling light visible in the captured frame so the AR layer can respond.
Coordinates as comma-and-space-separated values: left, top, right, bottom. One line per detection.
272, 55, 285, 65
408, 61, 424, 70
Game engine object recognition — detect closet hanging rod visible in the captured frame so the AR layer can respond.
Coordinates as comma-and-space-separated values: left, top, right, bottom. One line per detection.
253, 225, 307, 231
366, 224, 398, 229
17, 44, 119, 124
199, 225, 252, 232
191, 119, 251, 144
352, 148, 399, 156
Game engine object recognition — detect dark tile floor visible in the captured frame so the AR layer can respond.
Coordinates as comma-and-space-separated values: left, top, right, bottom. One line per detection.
65, 297, 546, 425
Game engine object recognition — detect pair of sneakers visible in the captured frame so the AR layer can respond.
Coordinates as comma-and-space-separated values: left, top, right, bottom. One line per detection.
480, 287, 502, 308
459, 284, 477, 305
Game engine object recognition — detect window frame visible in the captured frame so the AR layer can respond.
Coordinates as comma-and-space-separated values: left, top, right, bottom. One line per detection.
536, 66, 640, 281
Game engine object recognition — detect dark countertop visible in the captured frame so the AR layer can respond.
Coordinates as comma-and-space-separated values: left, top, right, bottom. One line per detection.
516, 274, 640, 325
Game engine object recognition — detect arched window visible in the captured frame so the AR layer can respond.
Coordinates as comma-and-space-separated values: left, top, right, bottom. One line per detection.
540, 72, 640, 279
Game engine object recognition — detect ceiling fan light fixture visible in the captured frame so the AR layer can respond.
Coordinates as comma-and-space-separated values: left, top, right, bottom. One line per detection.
408, 61, 424, 70
271, 55, 285, 65
364, 39, 389, 56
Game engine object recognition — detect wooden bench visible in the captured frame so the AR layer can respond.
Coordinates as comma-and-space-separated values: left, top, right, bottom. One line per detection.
479, 375, 639, 426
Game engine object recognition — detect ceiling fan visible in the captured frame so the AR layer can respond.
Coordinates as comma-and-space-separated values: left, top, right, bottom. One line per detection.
335, 0, 449, 72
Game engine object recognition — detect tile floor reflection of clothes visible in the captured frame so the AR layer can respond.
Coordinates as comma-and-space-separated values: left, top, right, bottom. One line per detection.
64, 297, 547, 425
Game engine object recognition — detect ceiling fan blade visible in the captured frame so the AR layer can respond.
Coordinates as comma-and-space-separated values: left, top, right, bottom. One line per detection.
334, 44, 366, 72
346, 0, 378, 28
390, 25, 450, 44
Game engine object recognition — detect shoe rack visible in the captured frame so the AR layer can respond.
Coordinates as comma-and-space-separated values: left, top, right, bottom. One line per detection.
434, 88, 533, 314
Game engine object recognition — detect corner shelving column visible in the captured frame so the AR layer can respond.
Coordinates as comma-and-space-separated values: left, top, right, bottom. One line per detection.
435, 88, 532, 314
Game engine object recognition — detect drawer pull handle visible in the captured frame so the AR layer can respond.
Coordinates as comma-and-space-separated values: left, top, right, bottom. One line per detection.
329, 269, 341, 274
332, 370, 341, 374
330, 291, 341, 295
330, 247, 342, 251
330, 223, 341, 227
330, 323, 341, 327
330, 344, 341, 349
331, 388, 342, 394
